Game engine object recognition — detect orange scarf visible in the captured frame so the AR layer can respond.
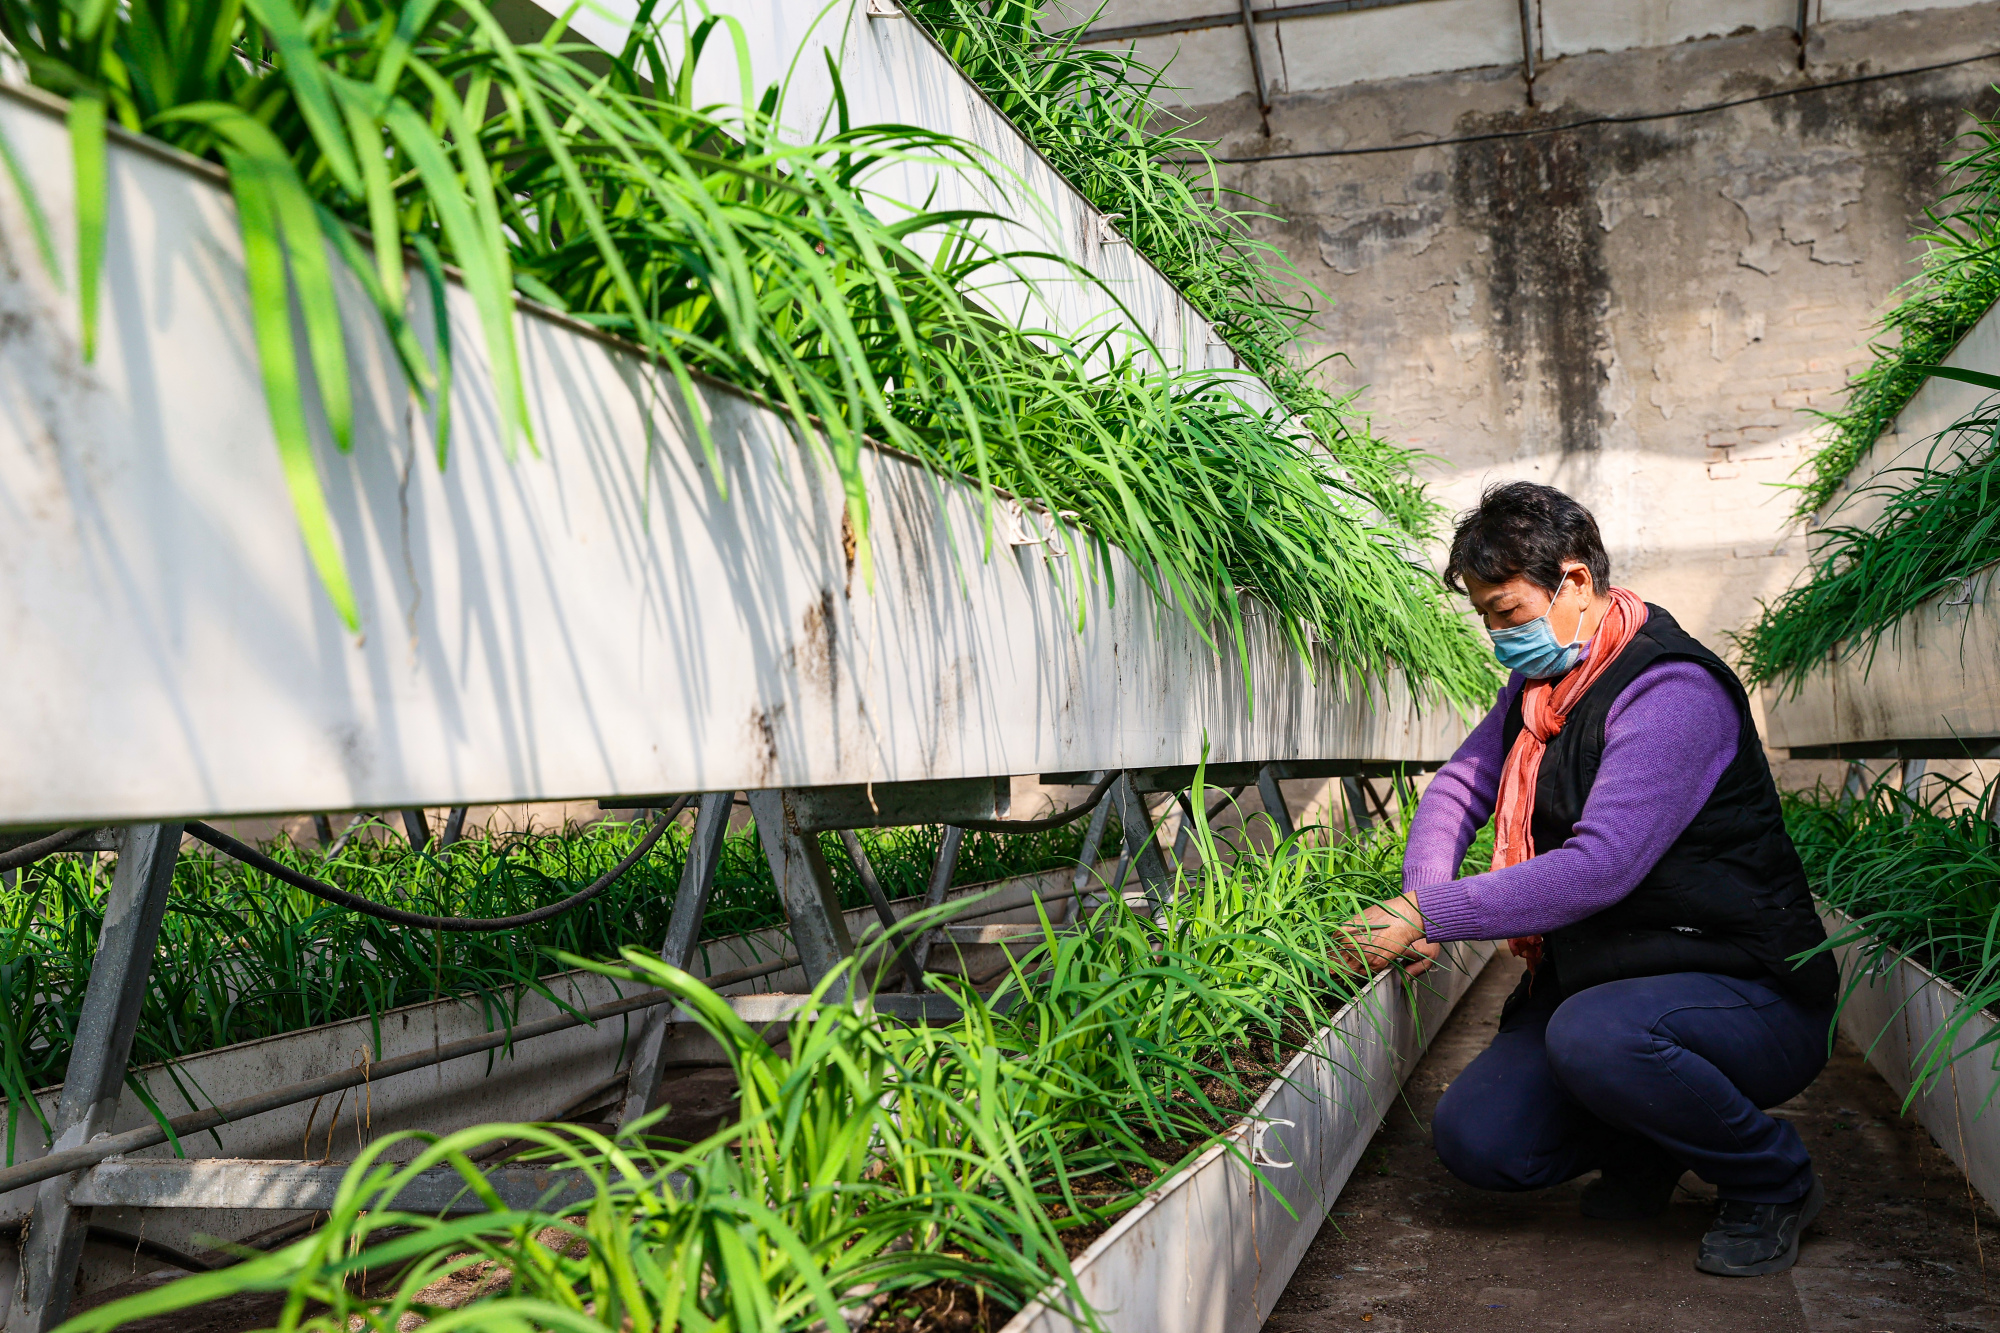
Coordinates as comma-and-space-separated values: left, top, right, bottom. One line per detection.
1496, 587, 1649, 971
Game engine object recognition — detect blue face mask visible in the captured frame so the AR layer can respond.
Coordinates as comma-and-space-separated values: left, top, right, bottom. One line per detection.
1488, 594, 1585, 679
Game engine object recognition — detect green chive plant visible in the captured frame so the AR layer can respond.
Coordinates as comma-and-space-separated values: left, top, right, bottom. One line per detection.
1791, 101, 2000, 516
0, 0, 1492, 703
1733, 399, 2000, 690
57, 787, 1442, 1333
903, 0, 1435, 538
0, 814, 1097, 1163
1784, 770, 2000, 1099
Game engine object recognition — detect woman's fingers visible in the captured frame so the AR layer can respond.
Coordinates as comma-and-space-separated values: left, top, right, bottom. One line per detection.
1333, 903, 1432, 977
1400, 936, 1443, 977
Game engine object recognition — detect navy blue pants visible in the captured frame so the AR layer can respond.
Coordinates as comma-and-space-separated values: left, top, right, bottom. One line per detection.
1432, 971, 1832, 1204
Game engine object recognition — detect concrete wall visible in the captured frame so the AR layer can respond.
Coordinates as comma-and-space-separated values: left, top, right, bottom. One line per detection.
1166, 4, 2000, 778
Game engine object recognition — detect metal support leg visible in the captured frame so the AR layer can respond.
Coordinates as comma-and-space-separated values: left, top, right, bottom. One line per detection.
1517, 0, 1537, 105
1901, 758, 1928, 826
1234, 0, 1272, 136
1839, 760, 1868, 810
400, 808, 431, 849
12, 824, 182, 1333
620, 793, 732, 1129
312, 814, 334, 846
1065, 778, 1114, 924
439, 806, 469, 848
745, 790, 854, 995
1257, 763, 1296, 845
327, 813, 370, 856
1171, 785, 1245, 868
659, 793, 732, 972
1110, 774, 1172, 910
1341, 776, 1374, 830
1172, 791, 1199, 865
837, 831, 927, 992
908, 826, 964, 978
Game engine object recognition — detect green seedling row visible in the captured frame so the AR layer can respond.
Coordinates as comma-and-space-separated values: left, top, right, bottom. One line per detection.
1785, 771, 2000, 1099
0, 813, 1102, 1163
60, 791, 1446, 1333
1734, 394, 2000, 689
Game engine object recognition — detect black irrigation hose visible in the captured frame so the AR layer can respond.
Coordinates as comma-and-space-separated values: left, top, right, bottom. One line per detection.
184, 795, 692, 932
0, 827, 90, 873
949, 770, 1120, 834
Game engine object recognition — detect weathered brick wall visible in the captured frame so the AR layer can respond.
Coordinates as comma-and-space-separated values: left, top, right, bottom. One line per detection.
1176, 5, 1999, 771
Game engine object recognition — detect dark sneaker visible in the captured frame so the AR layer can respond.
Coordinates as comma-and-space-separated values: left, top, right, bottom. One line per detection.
1695, 1172, 1825, 1277
1581, 1158, 1685, 1220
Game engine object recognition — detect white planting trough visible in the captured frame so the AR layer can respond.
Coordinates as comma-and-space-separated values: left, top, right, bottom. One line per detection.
0, 79, 1461, 831
1758, 560, 2000, 756
1003, 939, 1496, 1333
1820, 903, 2000, 1210
1810, 298, 2000, 536
1758, 281, 2000, 757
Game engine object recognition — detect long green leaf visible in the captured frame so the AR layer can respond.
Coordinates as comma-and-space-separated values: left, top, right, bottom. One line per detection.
218, 145, 358, 628
66, 91, 106, 360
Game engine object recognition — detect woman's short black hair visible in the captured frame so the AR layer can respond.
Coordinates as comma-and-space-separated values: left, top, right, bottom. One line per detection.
1444, 481, 1611, 596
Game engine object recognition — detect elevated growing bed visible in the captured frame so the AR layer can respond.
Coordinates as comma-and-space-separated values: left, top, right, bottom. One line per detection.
0, 860, 1115, 1277
0, 82, 1456, 828
520, 0, 1231, 376
1005, 941, 1497, 1333
1759, 295, 2000, 761
1758, 562, 2000, 761
1809, 299, 2000, 537
1821, 905, 2000, 1210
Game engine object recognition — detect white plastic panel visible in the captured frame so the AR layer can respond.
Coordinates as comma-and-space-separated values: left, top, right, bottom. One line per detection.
1758, 563, 2000, 751
1538, 0, 1795, 57
1819, 0, 1992, 17
1078, 0, 1990, 95
1268, 0, 1520, 94
0, 85, 1463, 828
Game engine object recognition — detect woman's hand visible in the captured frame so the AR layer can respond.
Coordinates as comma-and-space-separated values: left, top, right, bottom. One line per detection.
1336, 891, 1442, 978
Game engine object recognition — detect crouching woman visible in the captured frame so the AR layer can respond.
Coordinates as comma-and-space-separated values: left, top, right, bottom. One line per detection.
1346, 481, 1836, 1279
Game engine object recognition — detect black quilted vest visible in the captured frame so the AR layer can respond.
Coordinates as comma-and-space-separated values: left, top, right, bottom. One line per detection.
1499, 604, 1836, 1003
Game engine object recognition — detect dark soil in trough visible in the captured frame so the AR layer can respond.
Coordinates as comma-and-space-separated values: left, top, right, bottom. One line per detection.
1269, 952, 2000, 1333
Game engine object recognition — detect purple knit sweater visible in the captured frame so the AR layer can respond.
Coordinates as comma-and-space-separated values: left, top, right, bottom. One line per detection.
1407, 655, 1741, 943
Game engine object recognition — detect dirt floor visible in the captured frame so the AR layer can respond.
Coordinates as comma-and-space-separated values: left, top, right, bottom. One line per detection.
1267, 953, 2000, 1333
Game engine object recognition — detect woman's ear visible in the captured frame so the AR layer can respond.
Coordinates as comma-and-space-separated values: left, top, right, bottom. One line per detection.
1567, 561, 1594, 600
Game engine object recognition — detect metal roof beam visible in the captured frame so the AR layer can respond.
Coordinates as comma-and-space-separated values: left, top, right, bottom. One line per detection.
1073, 0, 1436, 46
